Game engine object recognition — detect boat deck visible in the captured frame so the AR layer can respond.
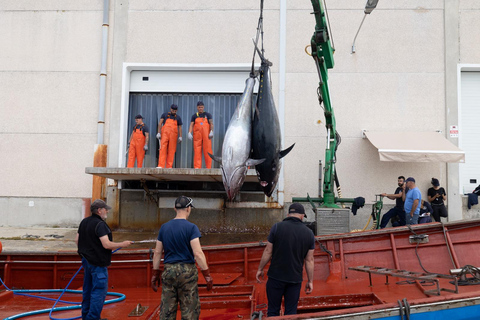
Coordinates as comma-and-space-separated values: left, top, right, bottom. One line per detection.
2, 220, 480, 319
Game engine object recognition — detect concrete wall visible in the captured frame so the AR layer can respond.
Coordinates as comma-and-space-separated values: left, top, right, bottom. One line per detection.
0, 1, 478, 228
0, 197, 86, 227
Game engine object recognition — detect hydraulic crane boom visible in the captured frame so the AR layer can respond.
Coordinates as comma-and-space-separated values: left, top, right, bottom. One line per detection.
293, 1, 383, 230
310, 0, 339, 208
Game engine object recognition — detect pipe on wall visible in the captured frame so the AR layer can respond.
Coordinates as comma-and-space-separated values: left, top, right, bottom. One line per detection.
97, 0, 109, 144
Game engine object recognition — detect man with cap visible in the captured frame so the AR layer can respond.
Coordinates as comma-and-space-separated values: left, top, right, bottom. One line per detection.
403, 177, 422, 225
156, 104, 183, 168
151, 196, 213, 319
188, 101, 214, 169
127, 114, 149, 168
76, 199, 133, 320
256, 203, 315, 317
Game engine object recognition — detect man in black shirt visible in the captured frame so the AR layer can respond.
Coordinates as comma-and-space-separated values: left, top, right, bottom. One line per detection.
77, 199, 132, 320
256, 203, 315, 317
427, 178, 448, 222
380, 176, 407, 228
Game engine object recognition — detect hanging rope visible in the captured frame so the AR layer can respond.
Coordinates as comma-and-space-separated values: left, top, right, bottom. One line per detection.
251, 0, 265, 74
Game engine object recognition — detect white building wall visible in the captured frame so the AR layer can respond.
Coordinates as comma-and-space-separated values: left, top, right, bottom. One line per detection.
0, 3, 104, 220
0, 0, 479, 226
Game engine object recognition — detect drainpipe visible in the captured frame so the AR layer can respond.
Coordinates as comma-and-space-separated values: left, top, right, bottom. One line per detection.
277, 0, 287, 207
92, 0, 109, 201
97, 0, 109, 144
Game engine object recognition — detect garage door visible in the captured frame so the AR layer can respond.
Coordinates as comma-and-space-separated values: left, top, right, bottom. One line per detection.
127, 93, 241, 168
460, 71, 480, 194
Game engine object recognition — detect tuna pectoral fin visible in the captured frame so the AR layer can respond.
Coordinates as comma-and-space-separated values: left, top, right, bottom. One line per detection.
208, 153, 222, 163
279, 143, 295, 159
246, 158, 266, 167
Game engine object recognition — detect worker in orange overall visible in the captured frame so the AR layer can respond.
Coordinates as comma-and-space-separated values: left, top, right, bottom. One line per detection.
127, 114, 149, 168
156, 104, 183, 168
188, 101, 214, 169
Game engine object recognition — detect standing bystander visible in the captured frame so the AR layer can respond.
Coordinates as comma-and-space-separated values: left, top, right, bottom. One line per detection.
403, 177, 422, 225
151, 196, 213, 320
428, 178, 448, 222
256, 203, 315, 317
76, 199, 132, 320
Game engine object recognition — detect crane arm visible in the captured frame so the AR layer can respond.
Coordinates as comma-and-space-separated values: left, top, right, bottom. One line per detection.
310, 0, 338, 208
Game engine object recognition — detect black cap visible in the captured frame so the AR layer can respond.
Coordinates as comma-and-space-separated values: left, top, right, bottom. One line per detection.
91, 199, 112, 212
135, 114, 143, 119
431, 178, 440, 186
406, 177, 415, 183
289, 203, 306, 217
175, 196, 195, 209
197, 101, 204, 106
170, 104, 178, 110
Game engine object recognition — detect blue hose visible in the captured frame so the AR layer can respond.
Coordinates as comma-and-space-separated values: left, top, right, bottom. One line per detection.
2, 290, 125, 320
2, 247, 127, 320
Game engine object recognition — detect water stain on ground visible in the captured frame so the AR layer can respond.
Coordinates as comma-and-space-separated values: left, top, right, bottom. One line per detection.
112, 230, 269, 248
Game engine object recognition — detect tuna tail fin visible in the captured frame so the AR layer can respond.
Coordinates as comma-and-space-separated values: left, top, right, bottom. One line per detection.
208, 153, 222, 163
279, 143, 295, 159
246, 158, 266, 167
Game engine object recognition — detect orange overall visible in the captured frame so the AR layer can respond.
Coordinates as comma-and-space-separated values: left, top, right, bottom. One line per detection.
127, 124, 146, 168
193, 114, 212, 169
158, 116, 179, 168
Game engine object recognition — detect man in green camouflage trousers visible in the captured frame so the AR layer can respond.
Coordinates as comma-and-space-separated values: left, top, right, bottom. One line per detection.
150, 196, 213, 320
160, 263, 200, 319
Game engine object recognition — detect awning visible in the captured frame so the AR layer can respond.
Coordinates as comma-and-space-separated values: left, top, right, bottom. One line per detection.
365, 131, 465, 163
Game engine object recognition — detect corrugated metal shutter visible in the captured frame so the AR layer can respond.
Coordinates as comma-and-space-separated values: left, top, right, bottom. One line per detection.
460, 71, 480, 193
127, 93, 242, 168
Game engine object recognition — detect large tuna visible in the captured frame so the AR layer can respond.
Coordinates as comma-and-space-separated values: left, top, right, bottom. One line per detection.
252, 60, 295, 197
209, 76, 265, 200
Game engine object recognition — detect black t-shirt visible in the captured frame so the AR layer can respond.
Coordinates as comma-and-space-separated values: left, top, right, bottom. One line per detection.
133, 124, 149, 136
77, 214, 113, 267
267, 217, 315, 283
394, 187, 405, 209
190, 112, 212, 123
428, 187, 446, 205
160, 113, 183, 126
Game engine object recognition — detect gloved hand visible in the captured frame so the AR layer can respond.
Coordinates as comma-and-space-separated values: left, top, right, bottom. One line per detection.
201, 268, 213, 291
188, 132, 193, 140
156, 132, 161, 140
178, 136, 182, 143
151, 269, 161, 292
208, 130, 213, 139
144, 145, 148, 151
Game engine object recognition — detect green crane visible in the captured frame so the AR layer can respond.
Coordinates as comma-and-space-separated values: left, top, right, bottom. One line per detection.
309, 0, 338, 208
293, 0, 383, 229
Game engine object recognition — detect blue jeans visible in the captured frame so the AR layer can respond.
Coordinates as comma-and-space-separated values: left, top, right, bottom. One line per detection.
405, 213, 419, 225
82, 258, 108, 320
380, 207, 406, 228
266, 277, 302, 317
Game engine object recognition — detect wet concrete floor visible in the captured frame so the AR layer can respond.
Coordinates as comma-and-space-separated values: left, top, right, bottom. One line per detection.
0, 227, 268, 254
